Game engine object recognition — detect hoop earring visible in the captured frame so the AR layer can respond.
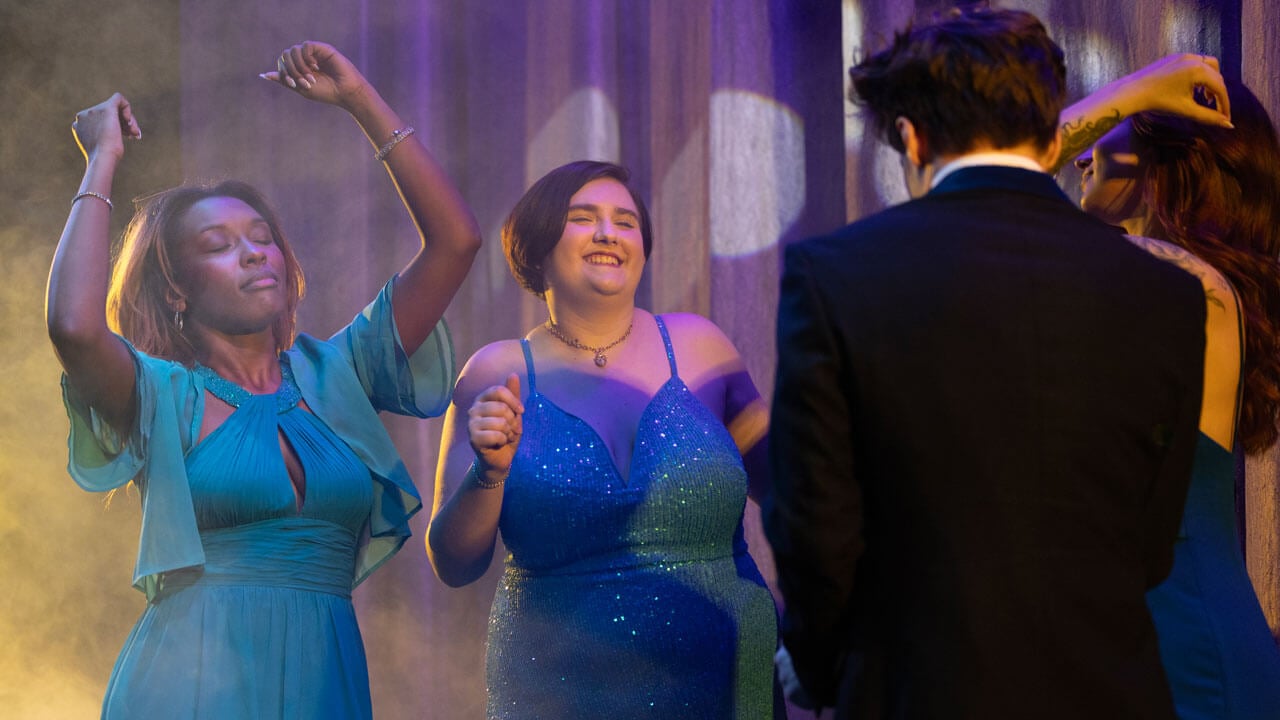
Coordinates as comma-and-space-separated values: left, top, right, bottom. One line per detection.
174, 310, 184, 332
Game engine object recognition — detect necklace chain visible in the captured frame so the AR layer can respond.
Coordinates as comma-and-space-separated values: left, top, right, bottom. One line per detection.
544, 319, 633, 367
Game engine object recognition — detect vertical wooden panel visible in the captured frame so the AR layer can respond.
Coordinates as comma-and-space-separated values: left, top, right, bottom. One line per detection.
1241, 0, 1280, 639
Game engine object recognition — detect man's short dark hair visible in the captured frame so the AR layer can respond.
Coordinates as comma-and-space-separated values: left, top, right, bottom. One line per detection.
849, 8, 1066, 157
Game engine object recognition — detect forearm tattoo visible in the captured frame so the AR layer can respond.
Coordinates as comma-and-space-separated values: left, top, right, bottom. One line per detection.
1054, 109, 1123, 174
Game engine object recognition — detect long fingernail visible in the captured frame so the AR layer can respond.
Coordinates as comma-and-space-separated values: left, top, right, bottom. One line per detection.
285, 76, 297, 89
306, 74, 316, 85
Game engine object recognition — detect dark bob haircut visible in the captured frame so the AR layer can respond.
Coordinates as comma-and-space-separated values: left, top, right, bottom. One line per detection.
849, 7, 1066, 157
502, 161, 653, 298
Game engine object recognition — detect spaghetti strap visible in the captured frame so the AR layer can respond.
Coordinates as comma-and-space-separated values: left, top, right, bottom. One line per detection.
653, 316, 679, 379
519, 338, 538, 394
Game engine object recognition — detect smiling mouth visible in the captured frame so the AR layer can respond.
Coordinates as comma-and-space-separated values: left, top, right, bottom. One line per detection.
584, 254, 621, 266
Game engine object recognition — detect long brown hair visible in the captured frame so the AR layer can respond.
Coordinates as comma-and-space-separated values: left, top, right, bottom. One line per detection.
106, 181, 306, 365
1132, 80, 1280, 452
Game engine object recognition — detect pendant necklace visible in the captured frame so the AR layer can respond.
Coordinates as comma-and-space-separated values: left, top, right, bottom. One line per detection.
544, 319, 633, 367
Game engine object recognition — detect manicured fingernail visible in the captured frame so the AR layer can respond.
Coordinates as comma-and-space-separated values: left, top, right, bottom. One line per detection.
285, 76, 297, 89
306, 74, 316, 85
258, 73, 270, 81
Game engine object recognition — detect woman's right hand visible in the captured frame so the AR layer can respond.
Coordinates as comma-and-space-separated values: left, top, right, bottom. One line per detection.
72, 93, 141, 163
1122, 53, 1232, 127
468, 373, 524, 479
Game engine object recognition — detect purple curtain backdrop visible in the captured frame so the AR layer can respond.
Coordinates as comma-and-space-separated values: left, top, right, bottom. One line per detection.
2, 1, 1277, 717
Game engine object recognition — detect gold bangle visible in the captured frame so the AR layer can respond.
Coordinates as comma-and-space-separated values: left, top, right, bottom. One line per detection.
73, 191, 113, 211
374, 126, 415, 161
468, 462, 506, 490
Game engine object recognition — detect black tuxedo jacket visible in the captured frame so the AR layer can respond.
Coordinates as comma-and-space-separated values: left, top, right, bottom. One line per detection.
765, 166, 1206, 719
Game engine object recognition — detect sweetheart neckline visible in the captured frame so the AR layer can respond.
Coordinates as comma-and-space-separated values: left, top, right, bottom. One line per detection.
528, 376, 686, 486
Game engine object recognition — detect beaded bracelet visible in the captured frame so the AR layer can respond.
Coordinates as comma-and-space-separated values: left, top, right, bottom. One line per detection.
468, 462, 506, 490
73, 191, 113, 211
374, 126, 416, 161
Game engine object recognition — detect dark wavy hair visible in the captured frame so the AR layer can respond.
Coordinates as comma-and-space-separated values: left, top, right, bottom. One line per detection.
1131, 79, 1280, 452
107, 180, 306, 365
502, 161, 653, 299
848, 7, 1065, 157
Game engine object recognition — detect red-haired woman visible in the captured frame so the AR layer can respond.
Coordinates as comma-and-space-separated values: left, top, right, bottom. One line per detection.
1077, 76, 1280, 719
46, 41, 480, 719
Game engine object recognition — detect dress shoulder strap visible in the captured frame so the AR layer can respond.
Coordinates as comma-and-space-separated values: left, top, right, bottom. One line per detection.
653, 315, 678, 379
519, 338, 538, 394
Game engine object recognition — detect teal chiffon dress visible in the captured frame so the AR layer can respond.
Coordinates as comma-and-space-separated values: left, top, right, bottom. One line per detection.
61, 282, 454, 720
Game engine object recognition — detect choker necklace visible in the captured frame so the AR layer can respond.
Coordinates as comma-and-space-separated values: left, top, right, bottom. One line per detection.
544, 319, 633, 367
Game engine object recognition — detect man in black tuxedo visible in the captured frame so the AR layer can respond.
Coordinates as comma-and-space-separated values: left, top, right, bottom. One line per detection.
764, 8, 1206, 719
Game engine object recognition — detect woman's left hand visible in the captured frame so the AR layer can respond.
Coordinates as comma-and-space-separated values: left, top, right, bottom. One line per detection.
259, 41, 370, 109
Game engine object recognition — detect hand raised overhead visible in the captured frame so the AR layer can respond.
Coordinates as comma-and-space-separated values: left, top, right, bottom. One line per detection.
72, 93, 142, 162
259, 41, 371, 109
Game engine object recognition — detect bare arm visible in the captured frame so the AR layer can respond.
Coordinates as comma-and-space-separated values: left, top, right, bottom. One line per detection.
427, 349, 523, 587
46, 94, 143, 432
265, 41, 481, 354
666, 313, 771, 504
1052, 53, 1232, 173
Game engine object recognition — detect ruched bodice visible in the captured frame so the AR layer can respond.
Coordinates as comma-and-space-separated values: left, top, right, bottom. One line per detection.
485, 316, 777, 719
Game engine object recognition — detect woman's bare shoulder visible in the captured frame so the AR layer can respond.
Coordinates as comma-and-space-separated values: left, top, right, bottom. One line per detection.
1123, 234, 1237, 311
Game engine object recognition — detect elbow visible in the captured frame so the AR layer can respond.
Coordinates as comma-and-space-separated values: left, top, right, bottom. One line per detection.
46, 309, 108, 356
425, 523, 491, 588
459, 224, 483, 258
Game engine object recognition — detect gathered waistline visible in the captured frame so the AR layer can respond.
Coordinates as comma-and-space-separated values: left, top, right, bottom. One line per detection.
158, 517, 358, 599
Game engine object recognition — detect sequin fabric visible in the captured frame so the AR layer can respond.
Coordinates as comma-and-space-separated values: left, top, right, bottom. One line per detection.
486, 317, 777, 719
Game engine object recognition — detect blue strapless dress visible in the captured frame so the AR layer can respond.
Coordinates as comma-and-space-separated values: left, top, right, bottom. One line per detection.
486, 316, 778, 719
1147, 433, 1280, 719
100, 359, 376, 719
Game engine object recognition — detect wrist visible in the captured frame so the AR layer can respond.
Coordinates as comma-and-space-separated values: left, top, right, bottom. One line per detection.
338, 80, 380, 116
467, 461, 508, 490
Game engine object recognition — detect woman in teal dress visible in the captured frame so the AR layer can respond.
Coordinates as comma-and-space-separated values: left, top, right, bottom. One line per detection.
47, 41, 480, 719
1076, 77, 1280, 718
427, 161, 780, 718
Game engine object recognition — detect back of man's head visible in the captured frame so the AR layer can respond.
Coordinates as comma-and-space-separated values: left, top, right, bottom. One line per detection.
849, 8, 1066, 158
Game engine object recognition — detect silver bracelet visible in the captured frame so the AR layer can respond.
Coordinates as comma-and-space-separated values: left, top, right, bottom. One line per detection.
468, 462, 506, 490
73, 191, 113, 211
374, 126, 415, 161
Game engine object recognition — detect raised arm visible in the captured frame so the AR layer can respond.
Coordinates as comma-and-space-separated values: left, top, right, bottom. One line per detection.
46, 94, 143, 432
264, 41, 481, 354
427, 347, 524, 587
1051, 53, 1232, 173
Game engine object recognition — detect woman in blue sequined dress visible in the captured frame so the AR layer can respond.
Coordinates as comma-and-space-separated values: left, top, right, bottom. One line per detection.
427, 161, 779, 718
1076, 77, 1280, 719
47, 41, 480, 719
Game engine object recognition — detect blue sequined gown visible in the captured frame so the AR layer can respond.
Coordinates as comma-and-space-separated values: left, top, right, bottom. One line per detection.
486, 317, 777, 719
1146, 434, 1280, 719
